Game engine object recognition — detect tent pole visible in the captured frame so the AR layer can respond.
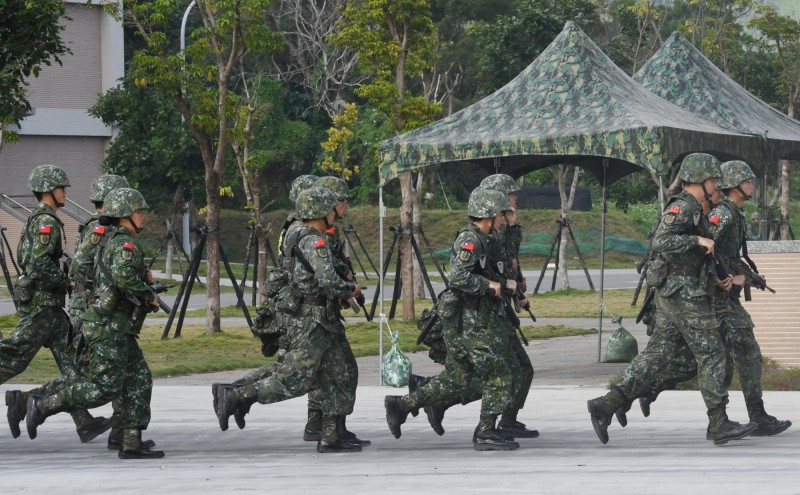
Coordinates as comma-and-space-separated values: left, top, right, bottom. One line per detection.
761, 167, 768, 240
379, 186, 386, 385
658, 174, 665, 212
598, 159, 608, 362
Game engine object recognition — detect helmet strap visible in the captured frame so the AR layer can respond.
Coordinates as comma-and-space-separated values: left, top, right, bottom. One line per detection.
700, 182, 714, 206
736, 185, 751, 201
49, 191, 65, 208
128, 216, 143, 234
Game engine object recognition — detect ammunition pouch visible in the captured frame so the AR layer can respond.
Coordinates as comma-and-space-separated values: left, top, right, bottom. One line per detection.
262, 266, 287, 299
252, 300, 284, 357
645, 255, 668, 288
417, 308, 447, 365
274, 285, 302, 314
12, 274, 35, 305
93, 288, 120, 316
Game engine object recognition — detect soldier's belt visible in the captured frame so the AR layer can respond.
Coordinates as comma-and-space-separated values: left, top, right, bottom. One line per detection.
300, 294, 327, 307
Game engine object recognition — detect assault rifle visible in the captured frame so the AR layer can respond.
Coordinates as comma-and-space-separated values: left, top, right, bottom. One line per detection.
150, 282, 174, 313
726, 259, 776, 301
335, 240, 372, 321
632, 218, 660, 306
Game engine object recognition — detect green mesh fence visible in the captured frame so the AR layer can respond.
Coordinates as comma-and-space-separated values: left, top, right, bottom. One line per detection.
431, 228, 647, 259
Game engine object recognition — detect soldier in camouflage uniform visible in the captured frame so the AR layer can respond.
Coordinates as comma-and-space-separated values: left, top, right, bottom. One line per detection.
408, 174, 538, 439
213, 187, 364, 453
385, 188, 519, 451
2, 165, 111, 443
587, 153, 757, 446
617, 161, 791, 437
26, 188, 165, 459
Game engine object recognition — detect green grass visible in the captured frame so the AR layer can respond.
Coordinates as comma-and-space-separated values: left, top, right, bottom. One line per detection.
2, 316, 593, 384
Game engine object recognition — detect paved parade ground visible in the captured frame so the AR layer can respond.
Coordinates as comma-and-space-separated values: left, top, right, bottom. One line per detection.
1, 324, 798, 495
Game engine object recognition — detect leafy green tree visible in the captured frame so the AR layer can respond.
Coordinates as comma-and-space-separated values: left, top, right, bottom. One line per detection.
89, 77, 202, 212
0, 0, 68, 152
333, 0, 442, 319
108, 0, 281, 334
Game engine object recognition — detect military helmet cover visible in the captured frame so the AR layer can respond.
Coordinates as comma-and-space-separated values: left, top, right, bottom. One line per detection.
313, 176, 350, 200
289, 175, 319, 203
751, 211, 761, 220
678, 153, 722, 183
90, 174, 130, 202
479, 174, 521, 195
295, 187, 338, 220
718, 160, 756, 190
467, 188, 511, 218
27, 164, 71, 192
102, 188, 150, 218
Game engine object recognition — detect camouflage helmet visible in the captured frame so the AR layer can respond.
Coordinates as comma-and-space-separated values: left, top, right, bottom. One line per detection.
478, 174, 521, 195
102, 188, 149, 218
27, 164, 71, 192
295, 187, 338, 220
313, 176, 350, 200
90, 174, 130, 202
289, 174, 319, 203
467, 188, 511, 218
718, 160, 756, 190
678, 153, 722, 183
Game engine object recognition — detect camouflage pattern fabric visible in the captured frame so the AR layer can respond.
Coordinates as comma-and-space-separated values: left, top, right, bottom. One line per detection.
59, 226, 156, 430
467, 188, 509, 218
0, 204, 73, 385
242, 225, 354, 415
479, 174, 520, 195
295, 187, 337, 220
405, 224, 513, 417
634, 31, 800, 165
289, 175, 319, 203
600, 191, 729, 423
378, 22, 764, 187
678, 153, 722, 183
69, 216, 102, 330
89, 174, 129, 203
102, 188, 149, 218
27, 164, 70, 192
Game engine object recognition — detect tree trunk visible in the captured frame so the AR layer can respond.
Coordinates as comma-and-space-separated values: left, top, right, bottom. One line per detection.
205, 184, 222, 335
399, 170, 415, 320
557, 166, 580, 290
779, 159, 791, 240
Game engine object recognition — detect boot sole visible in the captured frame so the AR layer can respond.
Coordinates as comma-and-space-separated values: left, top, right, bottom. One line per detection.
118, 450, 165, 459
498, 428, 539, 438
5, 390, 23, 439
77, 416, 114, 443
712, 423, 758, 445
587, 400, 609, 444
473, 441, 520, 451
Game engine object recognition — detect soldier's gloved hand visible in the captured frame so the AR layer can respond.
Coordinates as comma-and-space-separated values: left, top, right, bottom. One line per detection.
346, 271, 354, 282
697, 236, 715, 255
351, 283, 362, 299
488, 281, 502, 298
518, 277, 527, 292
505, 280, 517, 292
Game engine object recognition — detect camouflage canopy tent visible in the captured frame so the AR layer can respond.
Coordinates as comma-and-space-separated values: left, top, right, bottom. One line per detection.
634, 31, 800, 238
374, 22, 765, 362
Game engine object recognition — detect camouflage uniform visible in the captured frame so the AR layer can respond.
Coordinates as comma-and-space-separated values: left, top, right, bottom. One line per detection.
587, 153, 756, 446
214, 187, 360, 453
26, 188, 164, 459
385, 189, 518, 451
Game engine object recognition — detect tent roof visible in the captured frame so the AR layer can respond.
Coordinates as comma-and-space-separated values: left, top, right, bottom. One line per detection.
378, 22, 762, 186
634, 32, 800, 165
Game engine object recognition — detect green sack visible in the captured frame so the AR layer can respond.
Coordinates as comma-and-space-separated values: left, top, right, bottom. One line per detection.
603, 315, 638, 363
381, 330, 411, 387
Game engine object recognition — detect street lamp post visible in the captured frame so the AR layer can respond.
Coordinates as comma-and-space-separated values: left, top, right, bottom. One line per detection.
180, 1, 196, 256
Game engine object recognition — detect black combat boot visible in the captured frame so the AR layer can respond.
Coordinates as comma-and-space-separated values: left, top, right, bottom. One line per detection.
614, 397, 633, 428
5, 389, 28, 438
72, 409, 114, 443
748, 399, 792, 437
473, 414, 519, 451
639, 390, 660, 418
707, 408, 757, 445
213, 382, 251, 430
338, 415, 371, 446
118, 428, 165, 459
26, 394, 67, 440
317, 416, 361, 453
107, 427, 156, 451
424, 399, 456, 436
303, 408, 323, 441
407, 374, 427, 417
498, 410, 539, 438
385, 395, 412, 439
213, 383, 257, 432
587, 397, 614, 444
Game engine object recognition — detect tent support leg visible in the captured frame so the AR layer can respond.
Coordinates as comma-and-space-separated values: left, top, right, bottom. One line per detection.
598, 159, 608, 362
379, 186, 386, 385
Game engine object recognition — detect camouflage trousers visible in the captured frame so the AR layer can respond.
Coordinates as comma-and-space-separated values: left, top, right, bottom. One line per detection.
308, 330, 357, 416
610, 287, 728, 413
0, 305, 74, 386
645, 296, 763, 409
245, 307, 351, 416
409, 308, 514, 416
60, 319, 152, 430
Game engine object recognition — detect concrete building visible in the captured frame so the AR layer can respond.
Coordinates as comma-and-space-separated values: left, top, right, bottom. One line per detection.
0, 1, 123, 265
